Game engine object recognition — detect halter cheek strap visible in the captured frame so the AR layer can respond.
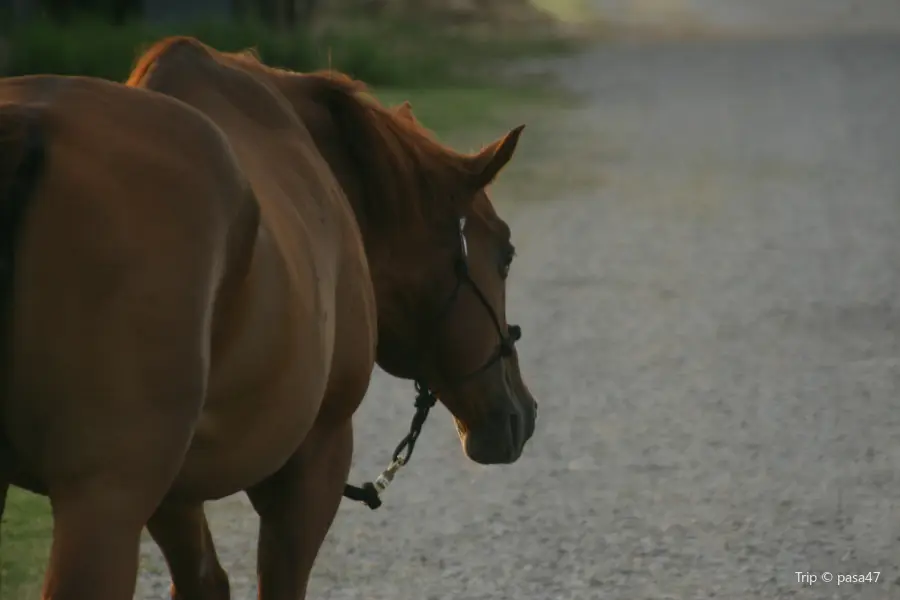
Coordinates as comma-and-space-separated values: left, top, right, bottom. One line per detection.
343, 217, 522, 509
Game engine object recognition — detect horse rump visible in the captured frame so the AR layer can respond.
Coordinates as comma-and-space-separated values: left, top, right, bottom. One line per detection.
0, 104, 44, 288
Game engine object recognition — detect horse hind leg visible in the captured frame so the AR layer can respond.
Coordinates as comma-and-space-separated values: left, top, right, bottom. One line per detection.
246, 420, 354, 600
21, 294, 213, 600
37, 376, 208, 600
147, 501, 230, 600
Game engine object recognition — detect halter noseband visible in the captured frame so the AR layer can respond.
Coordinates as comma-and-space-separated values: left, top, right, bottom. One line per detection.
343, 216, 522, 509
428, 216, 522, 383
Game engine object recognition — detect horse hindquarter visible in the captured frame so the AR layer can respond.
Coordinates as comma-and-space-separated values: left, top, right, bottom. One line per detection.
1, 76, 248, 600
0, 96, 47, 554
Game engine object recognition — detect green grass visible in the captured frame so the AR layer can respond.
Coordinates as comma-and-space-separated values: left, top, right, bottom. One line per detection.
1, 16, 577, 87
375, 85, 560, 137
1, 489, 51, 599
530, 0, 598, 23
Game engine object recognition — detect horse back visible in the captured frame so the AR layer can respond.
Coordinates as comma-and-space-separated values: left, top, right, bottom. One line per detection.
128, 39, 378, 496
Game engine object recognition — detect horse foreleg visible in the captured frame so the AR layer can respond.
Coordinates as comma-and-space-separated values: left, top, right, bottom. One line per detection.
246, 420, 353, 600
147, 501, 230, 600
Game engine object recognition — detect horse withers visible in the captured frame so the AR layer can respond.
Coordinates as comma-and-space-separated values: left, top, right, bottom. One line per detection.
0, 35, 536, 600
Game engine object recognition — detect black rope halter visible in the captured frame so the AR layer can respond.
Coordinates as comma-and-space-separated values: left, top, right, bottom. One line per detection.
343, 216, 522, 510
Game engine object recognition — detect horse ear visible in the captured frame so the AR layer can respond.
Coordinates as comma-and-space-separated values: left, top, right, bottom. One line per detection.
463, 125, 525, 190
395, 100, 415, 121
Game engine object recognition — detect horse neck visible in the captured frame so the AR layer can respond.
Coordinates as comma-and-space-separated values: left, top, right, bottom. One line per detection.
306, 128, 414, 268
295, 98, 444, 302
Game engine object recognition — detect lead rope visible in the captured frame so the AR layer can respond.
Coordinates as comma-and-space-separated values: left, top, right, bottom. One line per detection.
343, 381, 437, 509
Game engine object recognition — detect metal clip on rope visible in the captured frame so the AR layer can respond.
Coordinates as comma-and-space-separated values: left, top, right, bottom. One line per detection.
343, 382, 437, 510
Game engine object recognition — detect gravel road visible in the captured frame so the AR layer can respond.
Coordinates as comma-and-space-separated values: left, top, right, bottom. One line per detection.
136, 13, 900, 600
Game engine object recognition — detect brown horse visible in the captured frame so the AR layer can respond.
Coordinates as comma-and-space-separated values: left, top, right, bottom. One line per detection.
0, 35, 536, 600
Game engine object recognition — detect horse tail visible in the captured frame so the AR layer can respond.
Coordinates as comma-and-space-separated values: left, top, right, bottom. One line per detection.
0, 105, 45, 293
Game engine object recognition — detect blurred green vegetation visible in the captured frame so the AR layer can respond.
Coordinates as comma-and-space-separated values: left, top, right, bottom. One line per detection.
377, 85, 564, 134
1, 16, 577, 87
1, 489, 51, 600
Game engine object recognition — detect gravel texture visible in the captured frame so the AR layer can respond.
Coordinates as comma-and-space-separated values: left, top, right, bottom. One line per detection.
136, 15, 900, 600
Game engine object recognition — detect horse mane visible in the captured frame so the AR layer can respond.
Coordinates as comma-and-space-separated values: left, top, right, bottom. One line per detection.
128, 37, 475, 234
223, 50, 475, 233
126, 36, 198, 86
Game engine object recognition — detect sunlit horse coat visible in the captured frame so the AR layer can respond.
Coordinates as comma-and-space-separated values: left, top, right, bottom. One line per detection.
0, 36, 536, 600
